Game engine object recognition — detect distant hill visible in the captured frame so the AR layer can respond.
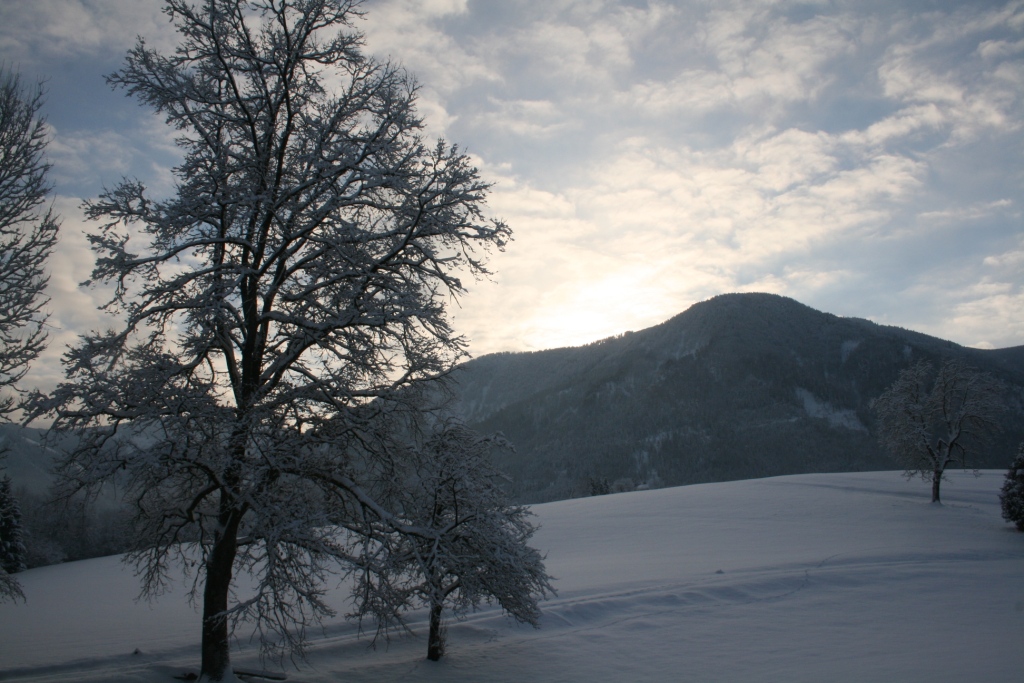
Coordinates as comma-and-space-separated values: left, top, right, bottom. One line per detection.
0, 423, 66, 496
451, 293, 1024, 502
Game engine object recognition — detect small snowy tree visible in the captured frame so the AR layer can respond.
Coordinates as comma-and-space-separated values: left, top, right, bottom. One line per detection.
872, 359, 1003, 503
1000, 443, 1024, 531
0, 474, 26, 602
0, 66, 59, 419
353, 420, 554, 661
27, 1, 509, 679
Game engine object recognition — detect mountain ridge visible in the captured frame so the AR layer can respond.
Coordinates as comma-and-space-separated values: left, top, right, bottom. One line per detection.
3, 293, 1022, 505
451, 293, 1024, 502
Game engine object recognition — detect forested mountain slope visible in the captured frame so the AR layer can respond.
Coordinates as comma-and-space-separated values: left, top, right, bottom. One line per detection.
4, 293, 1023, 508
452, 293, 1024, 502
0, 424, 69, 496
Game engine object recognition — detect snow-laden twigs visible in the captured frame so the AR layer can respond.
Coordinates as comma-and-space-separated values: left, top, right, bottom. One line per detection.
350, 419, 555, 660
873, 359, 1004, 503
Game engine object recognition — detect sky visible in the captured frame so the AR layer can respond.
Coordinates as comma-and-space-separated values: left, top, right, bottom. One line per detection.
1, 0, 1023, 395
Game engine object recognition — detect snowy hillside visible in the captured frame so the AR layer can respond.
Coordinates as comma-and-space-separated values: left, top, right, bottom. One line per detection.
1, 470, 1022, 682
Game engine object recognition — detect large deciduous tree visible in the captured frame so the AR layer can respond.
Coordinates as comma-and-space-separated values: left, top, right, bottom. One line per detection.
0, 66, 59, 420
872, 359, 1003, 503
28, 1, 509, 679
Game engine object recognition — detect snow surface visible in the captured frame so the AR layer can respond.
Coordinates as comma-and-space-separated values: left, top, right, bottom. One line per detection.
1, 471, 1022, 682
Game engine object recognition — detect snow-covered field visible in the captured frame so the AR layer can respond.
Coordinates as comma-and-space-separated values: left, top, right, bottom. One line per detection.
2, 470, 1022, 682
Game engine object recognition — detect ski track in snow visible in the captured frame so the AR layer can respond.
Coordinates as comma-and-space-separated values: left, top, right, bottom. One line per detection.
2, 471, 1023, 682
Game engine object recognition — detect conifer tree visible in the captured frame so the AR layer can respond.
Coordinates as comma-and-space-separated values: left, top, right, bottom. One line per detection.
0, 474, 26, 601
1000, 443, 1024, 531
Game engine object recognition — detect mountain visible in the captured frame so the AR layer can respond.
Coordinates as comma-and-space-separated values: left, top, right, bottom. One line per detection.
4, 293, 1022, 507
451, 293, 1024, 502
0, 423, 69, 496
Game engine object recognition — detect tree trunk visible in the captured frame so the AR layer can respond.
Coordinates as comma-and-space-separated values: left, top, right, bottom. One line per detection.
427, 603, 444, 661
931, 471, 942, 503
200, 507, 241, 681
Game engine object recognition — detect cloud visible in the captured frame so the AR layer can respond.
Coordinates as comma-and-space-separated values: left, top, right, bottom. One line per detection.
363, 0, 496, 94
873, 3, 1024, 148
22, 198, 119, 395
476, 98, 571, 139
945, 286, 1024, 350
7, 0, 1024, 368
978, 37, 1024, 59
455, 117, 932, 352
47, 127, 134, 186
918, 199, 1016, 226
983, 235, 1024, 270
0, 0, 171, 62
45, 112, 181, 199
705, 8, 857, 110
842, 104, 946, 147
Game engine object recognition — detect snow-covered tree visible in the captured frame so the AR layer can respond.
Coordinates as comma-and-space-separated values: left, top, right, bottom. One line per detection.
0, 475, 26, 574
1000, 443, 1024, 531
353, 419, 554, 661
872, 360, 1003, 503
0, 567, 21, 603
0, 66, 59, 419
27, 1, 509, 679
0, 474, 26, 602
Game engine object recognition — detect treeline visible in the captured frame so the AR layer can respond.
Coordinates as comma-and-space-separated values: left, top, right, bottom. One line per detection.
14, 487, 132, 568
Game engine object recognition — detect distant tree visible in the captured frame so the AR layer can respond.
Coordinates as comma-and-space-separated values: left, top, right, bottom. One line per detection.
0, 474, 26, 602
0, 475, 26, 573
872, 360, 1003, 503
0, 65, 59, 419
588, 476, 610, 496
15, 487, 134, 568
1000, 443, 1024, 531
353, 420, 554, 661
27, 1, 508, 679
